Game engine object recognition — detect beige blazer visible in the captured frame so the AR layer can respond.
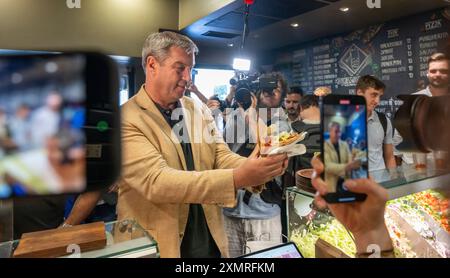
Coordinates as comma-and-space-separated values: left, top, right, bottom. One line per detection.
117, 86, 245, 258
324, 140, 352, 192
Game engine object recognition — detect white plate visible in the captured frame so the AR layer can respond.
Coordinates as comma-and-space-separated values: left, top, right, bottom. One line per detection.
268, 144, 307, 157
263, 131, 308, 157
294, 194, 313, 217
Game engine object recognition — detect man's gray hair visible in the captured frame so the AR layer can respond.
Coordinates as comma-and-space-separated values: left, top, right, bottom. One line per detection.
141, 31, 199, 71
329, 121, 341, 130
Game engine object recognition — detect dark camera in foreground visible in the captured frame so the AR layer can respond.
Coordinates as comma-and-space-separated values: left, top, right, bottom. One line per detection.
0, 53, 121, 199
394, 94, 450, 154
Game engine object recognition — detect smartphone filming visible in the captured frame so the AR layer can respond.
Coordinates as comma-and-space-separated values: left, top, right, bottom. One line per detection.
321, 95, 368, 203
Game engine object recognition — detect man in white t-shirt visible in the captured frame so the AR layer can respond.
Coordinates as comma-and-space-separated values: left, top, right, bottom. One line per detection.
356, 75, 396, 171
30, 92, 62, 148
414, 52, 449, 97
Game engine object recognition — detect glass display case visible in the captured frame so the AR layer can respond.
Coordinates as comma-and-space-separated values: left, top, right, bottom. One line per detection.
286, 164, 450, 258
0, 219, 159, 258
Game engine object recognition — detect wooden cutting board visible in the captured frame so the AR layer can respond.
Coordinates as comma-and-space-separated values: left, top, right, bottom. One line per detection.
13, 222, 106, 258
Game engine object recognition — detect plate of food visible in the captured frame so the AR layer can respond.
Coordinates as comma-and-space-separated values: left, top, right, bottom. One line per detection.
261, 131, 307, 157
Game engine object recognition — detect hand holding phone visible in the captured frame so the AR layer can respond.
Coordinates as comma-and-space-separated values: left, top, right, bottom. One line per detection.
310, 156, 393, 253
320, 95, 368, 203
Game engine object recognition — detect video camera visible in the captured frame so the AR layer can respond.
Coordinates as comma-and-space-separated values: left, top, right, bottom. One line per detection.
229, 73, 278, 110
395, 94, 450, 153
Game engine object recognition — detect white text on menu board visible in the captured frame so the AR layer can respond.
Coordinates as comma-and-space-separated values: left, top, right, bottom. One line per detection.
312, 44, 337, 88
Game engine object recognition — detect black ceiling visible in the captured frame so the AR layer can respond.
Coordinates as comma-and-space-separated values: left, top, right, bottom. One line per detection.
182, 0, 336, 46
204, 0, 329, 32
181, 0, 449, 53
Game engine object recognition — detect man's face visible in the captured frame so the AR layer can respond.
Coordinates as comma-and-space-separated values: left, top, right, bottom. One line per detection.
284, 93, 301, 118
329, 125, 341, 144
47, 93, 62, 111
357, 87, 383, 114
427, 60, 450, 89
17, 107, 30, 119
149, 46, 194, 104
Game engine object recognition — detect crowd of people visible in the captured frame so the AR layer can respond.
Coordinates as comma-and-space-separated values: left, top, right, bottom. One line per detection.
6, 31, 449, 258
113, 31, 449, 258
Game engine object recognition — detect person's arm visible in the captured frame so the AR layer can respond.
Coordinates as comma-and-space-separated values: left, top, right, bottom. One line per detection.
383, 119, 396, 169
121, 118, 287, 207
62, 190, 103, 226
201, 101, 247, 168
122, 120, 237, 206
245, 94, 261, 145
188, 84, 208, 104
225, 86, 236, 105
0, 137, 17, 150
206, 101, 288, 185
46, 137, 85, 190
383, 143, 397, 169
344, 143, 363, 173
311, 157, 394, 257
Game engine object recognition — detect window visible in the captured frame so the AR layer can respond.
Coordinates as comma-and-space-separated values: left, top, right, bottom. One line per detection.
193, 68, 235, 101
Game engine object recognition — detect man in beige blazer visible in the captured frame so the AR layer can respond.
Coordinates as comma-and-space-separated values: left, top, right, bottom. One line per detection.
324, 122, 361, 192
117, 31, 288, 258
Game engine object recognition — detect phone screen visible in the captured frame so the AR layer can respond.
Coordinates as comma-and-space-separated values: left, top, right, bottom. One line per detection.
0, 54, 86, 198
322, 96, 368, 198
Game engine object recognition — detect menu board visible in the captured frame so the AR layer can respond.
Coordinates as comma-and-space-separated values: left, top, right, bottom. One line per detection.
312, 44, 339, 88
292, 49, 313, 93
277, 8, 450, 118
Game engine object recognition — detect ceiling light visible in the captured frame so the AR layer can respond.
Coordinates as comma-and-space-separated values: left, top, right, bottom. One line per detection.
110, 55, 130, 63
45, 62, 58, 73
290, 22, 300, 28
227, 43, 234, 47
232, 58, 251, 71
340, 7, 350, 12
11, 73, 23, 84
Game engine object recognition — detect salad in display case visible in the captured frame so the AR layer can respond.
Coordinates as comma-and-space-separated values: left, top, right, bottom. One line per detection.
286, 164, 450, 258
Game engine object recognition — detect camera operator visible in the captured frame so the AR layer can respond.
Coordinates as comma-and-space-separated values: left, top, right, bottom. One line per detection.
222, 72, 290, 257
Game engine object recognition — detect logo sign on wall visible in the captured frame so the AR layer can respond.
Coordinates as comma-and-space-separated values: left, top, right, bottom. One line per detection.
339, 44, 371, 76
